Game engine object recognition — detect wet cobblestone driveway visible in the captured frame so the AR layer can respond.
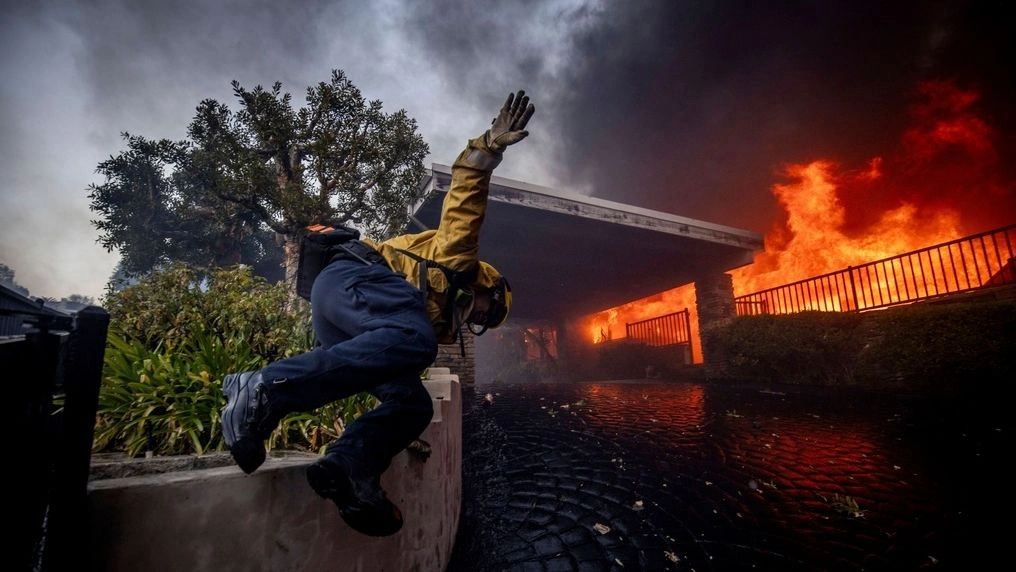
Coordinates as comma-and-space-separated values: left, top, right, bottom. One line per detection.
446, 380, 1013, 571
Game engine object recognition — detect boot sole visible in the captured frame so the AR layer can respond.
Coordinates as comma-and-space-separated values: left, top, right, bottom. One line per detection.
230, 439, 266, 475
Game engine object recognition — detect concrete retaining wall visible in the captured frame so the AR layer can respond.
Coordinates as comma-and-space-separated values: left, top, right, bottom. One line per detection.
87, 371, 461, 572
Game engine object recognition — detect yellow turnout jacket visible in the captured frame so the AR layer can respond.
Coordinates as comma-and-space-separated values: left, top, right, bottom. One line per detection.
362, 135, 505, 344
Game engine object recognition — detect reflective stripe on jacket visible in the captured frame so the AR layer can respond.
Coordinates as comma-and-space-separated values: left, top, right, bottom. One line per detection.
363, 134, 503, 344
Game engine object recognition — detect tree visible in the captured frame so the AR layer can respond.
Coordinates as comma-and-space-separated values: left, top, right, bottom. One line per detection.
0, 263, 30, 297
46, 294, 96, 313
89, 70, 429, 292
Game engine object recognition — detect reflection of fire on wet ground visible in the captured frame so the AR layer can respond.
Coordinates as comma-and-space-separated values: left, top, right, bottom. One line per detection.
449, 380, 1014, 571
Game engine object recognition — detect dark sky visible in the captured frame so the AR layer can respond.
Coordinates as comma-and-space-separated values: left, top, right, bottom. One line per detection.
2, 0, 1012, 298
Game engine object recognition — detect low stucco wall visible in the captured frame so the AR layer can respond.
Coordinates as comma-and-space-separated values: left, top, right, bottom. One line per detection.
87, 371, 461, 572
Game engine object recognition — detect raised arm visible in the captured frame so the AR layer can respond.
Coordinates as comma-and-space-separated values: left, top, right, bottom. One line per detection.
431, 91, 535, 271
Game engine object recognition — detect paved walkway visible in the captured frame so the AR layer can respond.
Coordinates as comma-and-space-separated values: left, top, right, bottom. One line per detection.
446, 380, 1012, 571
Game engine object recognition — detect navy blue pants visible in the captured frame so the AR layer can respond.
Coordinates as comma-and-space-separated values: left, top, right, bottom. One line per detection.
261, 243, 437, 477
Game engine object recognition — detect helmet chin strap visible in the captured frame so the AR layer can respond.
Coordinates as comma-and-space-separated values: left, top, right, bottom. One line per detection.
468, 322, 489, 336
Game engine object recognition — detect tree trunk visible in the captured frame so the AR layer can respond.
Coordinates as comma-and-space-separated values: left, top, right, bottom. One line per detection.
213, 220, 244, 267
283, 233, 301, 301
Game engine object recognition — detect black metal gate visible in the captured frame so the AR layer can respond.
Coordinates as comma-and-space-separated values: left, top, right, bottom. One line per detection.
735, 223, 1016, 315
5, 287, 109, 571
625, 309, 693, 363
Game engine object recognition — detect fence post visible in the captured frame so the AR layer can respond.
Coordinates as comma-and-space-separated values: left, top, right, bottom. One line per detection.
15, 317, 63, 571
847, 266, 860, 311
680, 309, 692, 363
42, 306, 110, 571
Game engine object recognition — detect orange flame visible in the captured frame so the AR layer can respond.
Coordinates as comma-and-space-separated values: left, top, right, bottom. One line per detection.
731, 160, 962, 297
587, 284, 700, 360
583, 80, 1012, 360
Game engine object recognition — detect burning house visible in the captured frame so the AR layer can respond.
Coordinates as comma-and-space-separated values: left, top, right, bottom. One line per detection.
410, 80, 1015, 384
407, 165, 764, 382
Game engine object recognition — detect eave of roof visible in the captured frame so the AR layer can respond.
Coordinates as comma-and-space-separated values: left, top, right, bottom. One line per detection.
410, 164, 763, 320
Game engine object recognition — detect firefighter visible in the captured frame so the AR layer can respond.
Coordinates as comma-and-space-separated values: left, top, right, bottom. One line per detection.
220, 90, 534, 536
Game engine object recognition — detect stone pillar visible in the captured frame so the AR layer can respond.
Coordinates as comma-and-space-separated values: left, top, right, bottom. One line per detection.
434, 332, 475, 385
556, 316, 594, 382
694, 273, 735, 378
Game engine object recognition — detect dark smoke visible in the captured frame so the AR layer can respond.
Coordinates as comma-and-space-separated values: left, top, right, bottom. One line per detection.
556, 0, 1014, 231
411, 0, 1015, 233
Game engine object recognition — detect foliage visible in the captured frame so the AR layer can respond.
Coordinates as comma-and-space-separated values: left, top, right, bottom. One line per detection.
95, 264, 381, 457
703, 298, 1016, 392
0, 262, 30, 296
94, 332, 260, 456
1, 263, 93, 307
477, 326, 560, 383
822, 493, 865, 518
854, 298, 1016, 391
591, 341, 690, 381
270, 395, 380, 453
88, 69, 429, 289
703, 312, 863, 386
103, 263, 311, 358
54, 293, 95, 306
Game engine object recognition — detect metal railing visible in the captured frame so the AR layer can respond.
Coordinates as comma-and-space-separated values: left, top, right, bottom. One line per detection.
626, 309, 692, 347
5, 292, 110, 571
735, 224, 1016, 316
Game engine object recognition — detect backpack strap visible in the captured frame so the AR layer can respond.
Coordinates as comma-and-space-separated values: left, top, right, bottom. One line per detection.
393, 249, 478, 299
394, 248, 479, 356
331, 243, 372, 266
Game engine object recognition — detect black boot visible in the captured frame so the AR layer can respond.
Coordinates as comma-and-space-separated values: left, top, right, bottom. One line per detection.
221, 371, 279, 474
306, 455, 404, 537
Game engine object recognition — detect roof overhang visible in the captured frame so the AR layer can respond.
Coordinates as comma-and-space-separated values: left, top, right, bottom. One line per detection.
409, 164, 764, 320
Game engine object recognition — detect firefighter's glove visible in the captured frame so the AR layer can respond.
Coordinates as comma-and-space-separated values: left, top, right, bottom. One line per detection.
486, 90, 535, 153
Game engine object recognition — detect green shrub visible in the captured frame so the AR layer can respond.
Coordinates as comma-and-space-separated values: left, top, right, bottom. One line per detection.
94, 332, 262, 455
855, 299, 1016, 392
590, 341, 690, 380
96, 264, 380, 457
705, 312, 864, 385
704, 298, 1016, 392
103, 263, 311, 359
